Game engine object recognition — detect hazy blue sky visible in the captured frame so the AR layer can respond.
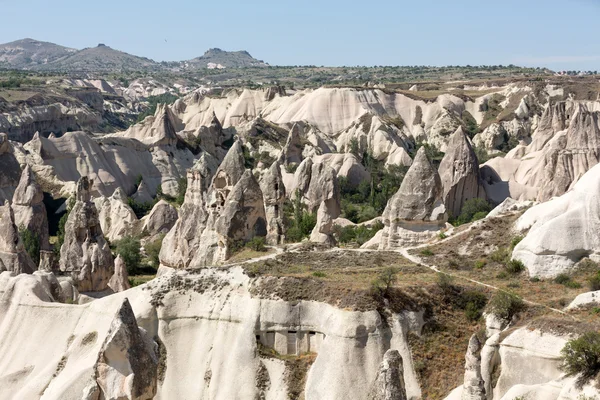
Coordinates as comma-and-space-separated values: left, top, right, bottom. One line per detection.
1, 0, 599, 70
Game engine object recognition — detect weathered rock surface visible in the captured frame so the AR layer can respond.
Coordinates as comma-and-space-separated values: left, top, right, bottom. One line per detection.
369, 349, 408, 400
260, 161, 286, 245
107, 255, 131, 293
94, 187, 138, 242
438, 127, 485, 218
11, 165, 50, 251
461, 334, 486, 400
59, 177, 114, 292
0, 201, 36, 274
94, 298, 157, 399
513, 162, 600, 278
380, 147, 447, 248
141, 200, 178, 237
0, 132, 22, 203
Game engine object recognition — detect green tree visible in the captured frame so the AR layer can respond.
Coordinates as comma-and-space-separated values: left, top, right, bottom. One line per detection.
561, 332, 600, 386
19, 226, 40, 266
113, 236, 142, 275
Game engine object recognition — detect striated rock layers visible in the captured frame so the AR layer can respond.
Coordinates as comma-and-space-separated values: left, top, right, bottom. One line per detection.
60, 177, 114, 292
0, 200, 36, 274
438, 127, 485, 218
380, 147, 447, 249
11, 165, 50, 252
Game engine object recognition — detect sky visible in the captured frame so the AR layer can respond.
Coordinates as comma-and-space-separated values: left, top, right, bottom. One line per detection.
1, 0, 599, 70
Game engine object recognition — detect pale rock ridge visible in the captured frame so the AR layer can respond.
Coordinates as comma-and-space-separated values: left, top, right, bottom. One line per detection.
439, 127, 486, 217
0, 200, 36, 274
512, 162, 600, 278
107, 255, 131, 293
281, 122, 304, 165
132, 180, 154, 204
141, 199, 177, 237
59, 177, 114, 292
93, 298, 158, 400
122, 103, 180, 147
461, 334, 486, 400
159, 152, 218, 268
528, 101, 571, 152
260, 161, 286, 245
369, 350, 408, 400
314, 152, 370, 187
94, 187, 138, 242
11, 164, 50, 251
380, 147, 447, 249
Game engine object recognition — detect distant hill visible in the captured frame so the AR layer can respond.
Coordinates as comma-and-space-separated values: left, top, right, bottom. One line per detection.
33, 44, 160, 72
0, 38, 77, 69
0, 39, 268, 72
185, 48, 268, 69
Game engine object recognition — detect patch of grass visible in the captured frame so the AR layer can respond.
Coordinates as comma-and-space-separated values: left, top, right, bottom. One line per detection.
505, 259, 525, 275
474, 259, 487, 269
128, 275, 155, 287
420, 248, 434, 257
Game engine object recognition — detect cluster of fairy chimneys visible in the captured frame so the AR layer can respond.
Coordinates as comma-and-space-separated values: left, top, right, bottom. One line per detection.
379, 126, 486, 249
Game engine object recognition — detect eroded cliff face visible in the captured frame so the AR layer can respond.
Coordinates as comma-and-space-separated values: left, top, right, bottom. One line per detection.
0, 267, 425, 400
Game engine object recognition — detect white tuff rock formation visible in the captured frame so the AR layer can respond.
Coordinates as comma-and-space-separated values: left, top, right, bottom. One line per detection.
512, 162, 600, 278
438, 127, 485, 218
260, 161, 286, 245
380, 147, 447, 249
369, 349, 408, 400
461, 334, 486, 400
94, 187, 138, 242
11, 164, 50, 252
0, 200, 36, 274
59, 177, 114, 292
107, 255, 131, 293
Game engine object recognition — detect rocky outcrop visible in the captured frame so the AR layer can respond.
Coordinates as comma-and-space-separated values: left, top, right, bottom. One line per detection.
94, 187, 138, 242
0, 132, 22, 203
512, 162, 600, 278
260, 161, 286, 245
438, 127, 485, 218
380, 147, 447, 249
197, 169, 267, 265
461, 335, 486, 400
122, 103, 180, 147
94, 298, 157, 399
0, 201, 36, 274
368, 350, 407, 400
11, 165, 50, 251
59, 177, 114, 292
281, 123, 304, 165
107, 255, 131, 293
142, 200, 178, 237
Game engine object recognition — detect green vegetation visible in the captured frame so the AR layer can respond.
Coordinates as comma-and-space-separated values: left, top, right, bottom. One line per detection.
144, 234, 165, 269
461, 111, 480, 138
127, 197, 156, 219
113, 236, 142, 275
136, 93, 179, 123
175, 177, 187, 206
504, 259, 525, 275
451, 198, 492, 226
410, 142, 445, 168
370, 267, 398, 297
334, 221, 384, 246
486, 291, 526, 321
284, 190, 317, 243
554, 273, 582, 289
19, 226, 40, 266
560, 332, 600, 386
53, 198, 75, 260
246, 236, 267, 252
474, 146, 491, 164
420, 248, 434, 256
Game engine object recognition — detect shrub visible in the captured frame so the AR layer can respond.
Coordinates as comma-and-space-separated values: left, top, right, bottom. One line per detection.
438, 232, 447, 240
453, 198, 493, 226
490, 247, 510, 263
285, 163, 299, 174
144, 234, 165, 269
175, 177, 187, 206
420, 248, 434, 256
588, 273, 600, 292
510, 235, 524, 249
560, 332, 600, 386
113, 236, 142, 275
246, 236, 267, 252
505, 259, 525, 275
436, 272, 455, 295
127, 197, 156, 219
371, 267, 398, 297
312, 271, 327, 278
474, 259, 487, 269
19, 226, 40, 267
487, 291, 526, 321
460, 290, 488, 321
